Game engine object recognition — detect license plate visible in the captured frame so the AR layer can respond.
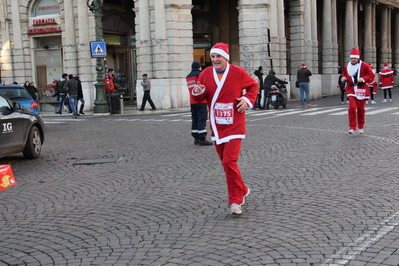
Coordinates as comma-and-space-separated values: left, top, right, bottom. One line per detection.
271, 95, 276, 101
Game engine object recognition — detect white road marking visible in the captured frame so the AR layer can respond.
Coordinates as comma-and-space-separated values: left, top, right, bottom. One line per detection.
321, 210, 399, 265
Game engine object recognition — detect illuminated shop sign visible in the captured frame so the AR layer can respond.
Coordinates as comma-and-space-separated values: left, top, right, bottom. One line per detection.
28, 26, 62, 35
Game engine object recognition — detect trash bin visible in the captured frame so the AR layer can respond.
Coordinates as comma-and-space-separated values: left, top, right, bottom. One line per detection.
110, 93, 120, 114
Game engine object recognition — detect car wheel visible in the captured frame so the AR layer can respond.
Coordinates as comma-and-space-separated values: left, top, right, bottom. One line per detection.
23, 126, 42, 159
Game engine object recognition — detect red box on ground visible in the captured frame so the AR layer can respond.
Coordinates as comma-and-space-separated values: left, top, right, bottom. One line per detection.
0, 165, 17, 191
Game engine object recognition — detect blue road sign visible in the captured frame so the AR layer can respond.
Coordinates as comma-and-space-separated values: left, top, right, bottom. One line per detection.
90, 41, 107, 58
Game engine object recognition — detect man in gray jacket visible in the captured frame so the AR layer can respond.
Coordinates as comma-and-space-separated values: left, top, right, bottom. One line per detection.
66, 74, 79, 118
139, 74, 156, 111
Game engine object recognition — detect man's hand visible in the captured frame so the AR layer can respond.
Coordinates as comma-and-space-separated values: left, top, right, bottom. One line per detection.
193, 82, 205, 94
236, 98, 248, 113
341, 77, 347, 82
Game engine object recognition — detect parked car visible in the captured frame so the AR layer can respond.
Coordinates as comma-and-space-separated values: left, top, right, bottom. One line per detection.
0, 94, 45, 159
0, 84, 40, 115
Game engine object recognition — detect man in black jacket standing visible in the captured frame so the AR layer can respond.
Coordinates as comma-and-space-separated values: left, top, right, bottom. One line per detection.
263, 70, 287, 110
66, 74, 79, 118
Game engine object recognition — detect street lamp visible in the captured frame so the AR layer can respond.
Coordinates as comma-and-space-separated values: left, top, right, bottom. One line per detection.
87, 0, 109, 114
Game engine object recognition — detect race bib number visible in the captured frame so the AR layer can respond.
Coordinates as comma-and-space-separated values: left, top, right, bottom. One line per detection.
214, 102, 234, 125
354, 87, 366, 100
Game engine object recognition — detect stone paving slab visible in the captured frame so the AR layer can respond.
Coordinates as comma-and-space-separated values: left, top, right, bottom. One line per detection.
1, 92, 399, 265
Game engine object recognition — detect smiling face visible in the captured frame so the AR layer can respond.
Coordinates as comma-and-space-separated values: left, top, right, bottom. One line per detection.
211, 53, 228, 72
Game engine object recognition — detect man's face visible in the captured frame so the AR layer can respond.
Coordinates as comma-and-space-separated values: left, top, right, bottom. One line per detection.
211, 53, 228, 72
350, 58, 359, 65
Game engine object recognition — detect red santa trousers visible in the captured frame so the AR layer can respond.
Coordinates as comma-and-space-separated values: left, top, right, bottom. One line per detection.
348, 96, 366, 130
215, 139, 248, 205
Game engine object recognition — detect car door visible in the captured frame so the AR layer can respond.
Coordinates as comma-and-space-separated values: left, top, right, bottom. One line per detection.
0, 96, 26, 157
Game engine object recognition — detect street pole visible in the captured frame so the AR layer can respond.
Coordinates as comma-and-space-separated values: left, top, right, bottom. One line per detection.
87, 0, 109, 114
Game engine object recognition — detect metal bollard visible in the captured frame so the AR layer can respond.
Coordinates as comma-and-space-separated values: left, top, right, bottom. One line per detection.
119, 93, 124, 114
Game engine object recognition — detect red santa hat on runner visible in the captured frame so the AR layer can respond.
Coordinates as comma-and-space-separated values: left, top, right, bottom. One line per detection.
210, 43, 230, 61
349, 48, 360, 59
301, 63, 307, 68
383, 62, 389, 68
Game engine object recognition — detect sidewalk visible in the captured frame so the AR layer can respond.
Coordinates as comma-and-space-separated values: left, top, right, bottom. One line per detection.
39, 103, 191, 117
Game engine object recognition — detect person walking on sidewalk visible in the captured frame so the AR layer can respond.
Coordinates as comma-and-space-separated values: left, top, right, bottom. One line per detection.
55, 73, 69, 116
192, 43, 258, 215
296, 63, 313, 107
186, 61, 212, 146
139, 74, 156, 111
75, 76, 85, 115
379, 62, 394, 103
341, 48, 375, 134
66, 74, 79, 118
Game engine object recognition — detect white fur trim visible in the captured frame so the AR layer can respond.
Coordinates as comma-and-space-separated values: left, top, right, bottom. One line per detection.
210, 48, 230, 61
350, 55, 360, 59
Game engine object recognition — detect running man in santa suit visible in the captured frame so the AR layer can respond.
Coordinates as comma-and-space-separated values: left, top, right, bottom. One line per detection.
379, 62, 394, 103
192, 43, 258, 215
341, 48, 375, 134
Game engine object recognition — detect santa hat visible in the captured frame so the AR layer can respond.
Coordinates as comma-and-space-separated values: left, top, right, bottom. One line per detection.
301, 63, 307, 68
383, 62, 388, 68
210, 43, 229, 61
350, 48, 360, 59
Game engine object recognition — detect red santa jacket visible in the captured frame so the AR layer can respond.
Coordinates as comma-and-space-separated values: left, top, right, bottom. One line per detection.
379, 68, 394, 89
192, 64, 258, 144
342, 60, 375, 99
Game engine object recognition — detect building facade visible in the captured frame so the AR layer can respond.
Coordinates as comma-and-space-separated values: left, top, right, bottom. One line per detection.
1, 0, 399, 111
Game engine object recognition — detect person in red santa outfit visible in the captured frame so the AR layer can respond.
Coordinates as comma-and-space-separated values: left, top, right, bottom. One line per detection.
366, 63, 377, 105
341, 48, 375, 134
379, 62, 394, 103
192, 43, 258, 215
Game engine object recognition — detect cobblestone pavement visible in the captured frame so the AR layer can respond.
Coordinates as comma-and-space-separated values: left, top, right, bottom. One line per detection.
1, 92, 399, 266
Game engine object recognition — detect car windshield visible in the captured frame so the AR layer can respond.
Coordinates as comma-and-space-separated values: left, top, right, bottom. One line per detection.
0, 88, 31, 100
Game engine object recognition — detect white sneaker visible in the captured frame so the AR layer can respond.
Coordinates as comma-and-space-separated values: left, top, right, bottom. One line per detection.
358, 129, 364, 134
371, 100, 376, 104
390, 99, 392, 103
366, 100, 369, 104
346, 101, 349, 104
348, 129, 355, 134
341, 101, 345, 105
382, 99, 387, 103
242, 188, 250, 205
230, 203, 242, 215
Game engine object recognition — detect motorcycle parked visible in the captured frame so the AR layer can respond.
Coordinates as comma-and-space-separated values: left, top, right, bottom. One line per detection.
268, 80, 288, 109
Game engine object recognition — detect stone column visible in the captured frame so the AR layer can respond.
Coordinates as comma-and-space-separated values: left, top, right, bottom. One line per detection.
322, 0, 334, 74
0, 1, 14, 83
363, 1, 376, 64
289, 1, 305, 74
9, 0, 27, 81
310, 0, 318, 71
64, 0, 78, 74
394, 12, 399, 70
153, 0, 168, 78
331, 0, 339, 71
268, 0, 286, 74
237, 1, 269, 73
353, 0, 358, 48
380, 5, 392, 66
77, 0, 94, 109
135, 0, 152, 76
344, 0, 355, 57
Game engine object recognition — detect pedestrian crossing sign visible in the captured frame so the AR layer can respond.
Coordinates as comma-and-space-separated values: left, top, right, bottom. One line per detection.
90, 41, 107, 58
